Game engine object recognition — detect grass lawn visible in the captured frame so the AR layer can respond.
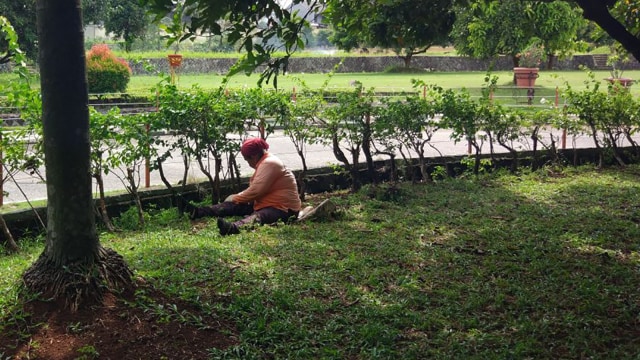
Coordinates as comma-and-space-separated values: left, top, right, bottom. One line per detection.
4, 69, 638, 97
121, 69, 640, 109
2, 165, 640, 358
126, 69, 640, 110
3, 68, 638, 111
131, 69, 640, 94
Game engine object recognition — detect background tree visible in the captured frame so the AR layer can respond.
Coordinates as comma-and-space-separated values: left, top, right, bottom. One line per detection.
452, 0, 581, 69
325, 0, 456, 67
531, 1, 582, 69
532, 0, 640, 62
82, 0, 111, 26
84, 0, 150, 52
452, 0, 531, 66
566, 12, 603, 52
103, 0, 149, 52
22, 0, 133, 310
0, 0, 38, 61
142, 0, 325, 86
0, 16, 18, 65
1, 0, 153, 61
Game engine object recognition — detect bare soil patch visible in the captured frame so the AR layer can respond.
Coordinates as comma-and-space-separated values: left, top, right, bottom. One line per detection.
0, 282, 237, 359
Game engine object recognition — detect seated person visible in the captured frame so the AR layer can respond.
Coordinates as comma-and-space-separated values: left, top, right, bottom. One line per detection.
187, 137, 302, 236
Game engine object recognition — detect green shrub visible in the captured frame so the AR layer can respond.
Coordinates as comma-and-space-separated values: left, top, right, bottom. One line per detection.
86, 44, 132, 94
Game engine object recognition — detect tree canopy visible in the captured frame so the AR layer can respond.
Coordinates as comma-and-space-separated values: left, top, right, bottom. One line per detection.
103, 0, 149, 52
557, 0, 640, 61
142, 0, 324, 86
452, 0, 582, 68
532, 1, 583, 65
140, 0, 640, 77
3, 0, 640, 70
1, 0, 150, 60
324, 0, 456, 67
0, 0, 37, 61
452, 0, 532, 64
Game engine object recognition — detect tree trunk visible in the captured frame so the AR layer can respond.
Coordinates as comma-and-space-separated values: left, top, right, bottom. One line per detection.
229, 154, 242, 192
296, 149, 308, 201
624, 130, 640, 156
471, 142, 481, 175
214, 156, 223, 203
156, 158, 175, 195
576, 0, 640, 63
37, 0, 97, 266
181, 155, 189, 189
0, 214, 19, 253
546, 53, 555, 70
401, 54, 412, 68
531, 126, 540, 171
23, 0, 133, 310
586, 120, 604, 168
362, 113, 377, 184
330, 131, 360, 192
604, 129, 626, 166
417, 152, 430, 182
125, 168, 144, 226
156, 158, 188, 215
196, 155, 218, 203
397, 146, 416, 183
93, 172, 116, 232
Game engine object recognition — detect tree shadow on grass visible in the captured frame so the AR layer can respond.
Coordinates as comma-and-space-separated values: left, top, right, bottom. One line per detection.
7, 175, 638, 359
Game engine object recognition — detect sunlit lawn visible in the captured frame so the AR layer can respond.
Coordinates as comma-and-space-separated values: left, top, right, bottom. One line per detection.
129, 69, 640, 95
4, 68, 639, 97
2, 165, 640, 358
122, 69, 640, 109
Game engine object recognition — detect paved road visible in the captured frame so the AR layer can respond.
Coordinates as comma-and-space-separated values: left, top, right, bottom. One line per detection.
0, 127, 633, 205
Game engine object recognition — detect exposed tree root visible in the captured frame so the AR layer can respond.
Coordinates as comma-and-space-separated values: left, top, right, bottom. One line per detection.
22, 247, 134, 312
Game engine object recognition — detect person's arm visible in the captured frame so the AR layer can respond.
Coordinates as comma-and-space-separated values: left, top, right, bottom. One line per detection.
232, 161, 279, 203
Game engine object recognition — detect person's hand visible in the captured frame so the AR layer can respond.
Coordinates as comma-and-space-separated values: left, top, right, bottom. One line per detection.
224, 194, 235, 203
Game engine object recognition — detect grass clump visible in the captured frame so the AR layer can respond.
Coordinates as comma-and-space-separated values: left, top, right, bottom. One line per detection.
2, 165, 640, 358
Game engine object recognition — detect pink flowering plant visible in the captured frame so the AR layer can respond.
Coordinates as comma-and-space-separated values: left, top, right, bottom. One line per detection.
86, 44, 132, 93
517, 41, 546, 68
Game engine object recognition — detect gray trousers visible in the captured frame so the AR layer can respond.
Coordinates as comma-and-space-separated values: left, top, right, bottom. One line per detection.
198, 201, 298, 228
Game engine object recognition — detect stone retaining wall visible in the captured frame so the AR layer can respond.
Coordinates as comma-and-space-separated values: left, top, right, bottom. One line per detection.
3, 55, 639, 75
129, 55, 640, 75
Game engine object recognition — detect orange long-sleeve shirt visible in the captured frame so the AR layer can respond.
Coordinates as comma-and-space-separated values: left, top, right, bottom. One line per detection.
232, 153, 301, 212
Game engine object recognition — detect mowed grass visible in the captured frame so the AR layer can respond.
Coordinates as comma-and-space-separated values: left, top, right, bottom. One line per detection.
4, 69, 638, 97
2, 165, 640, 358
131, 69, 640, 94
127, 69, 640, 109
3, 67, 639, 111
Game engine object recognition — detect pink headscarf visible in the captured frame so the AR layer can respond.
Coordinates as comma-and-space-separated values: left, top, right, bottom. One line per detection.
241, 138, 269, 158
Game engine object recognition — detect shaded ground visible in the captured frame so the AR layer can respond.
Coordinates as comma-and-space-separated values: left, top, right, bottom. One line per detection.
0, 281, 237, 359
0, 194, 339, 360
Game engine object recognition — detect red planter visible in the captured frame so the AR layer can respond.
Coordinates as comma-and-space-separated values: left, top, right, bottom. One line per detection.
513, 67, 539, 88
604, 77, 634, 88
168, 54, 183, 68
